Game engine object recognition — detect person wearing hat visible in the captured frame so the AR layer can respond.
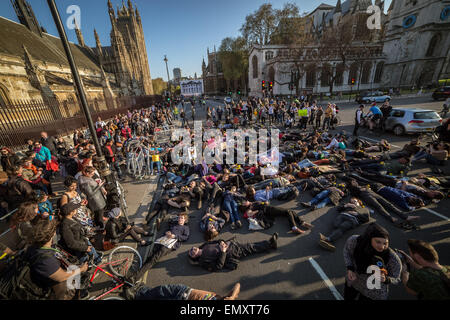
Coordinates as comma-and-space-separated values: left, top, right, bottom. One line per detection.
343, 223, 402, 300
59, 202, 102, 265
105, 207, 150, 246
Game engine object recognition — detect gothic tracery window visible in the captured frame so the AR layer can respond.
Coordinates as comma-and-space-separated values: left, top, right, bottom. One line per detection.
252, 55, 258, 79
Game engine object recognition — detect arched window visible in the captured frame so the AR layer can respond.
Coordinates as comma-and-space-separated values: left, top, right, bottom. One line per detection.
252, 55, 258, 79
306, 65, 316, 87
268, 66, 275, 83
0, 85, 11, 108
426, 34, 441, 57
361, 62, 372, 84
321, 64, 331, 87
374, 62, 384, 83
335, 64, 344, 85
348, 63, 359, 85
265, 51, 274, 61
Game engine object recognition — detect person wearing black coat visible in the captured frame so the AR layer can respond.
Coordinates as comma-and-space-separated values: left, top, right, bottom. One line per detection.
40, 132, 58, 156
59, 202, 102, 264
188, 233, 279, 272
105, 208, 150, 246
1, 147, 20, 174
6, 165, 35, 211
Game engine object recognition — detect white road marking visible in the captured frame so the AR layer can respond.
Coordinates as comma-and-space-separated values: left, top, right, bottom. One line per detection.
360, 136, 401, 149
308, 257, 343, 300
423, 208, 449, 221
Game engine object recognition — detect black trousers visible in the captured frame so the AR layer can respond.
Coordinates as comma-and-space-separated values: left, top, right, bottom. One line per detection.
359, 190, 408, 222
263, 206, 304, 229
135, 244, 172, 279
229, 240, 271, 260
353, 122, 360, 136
93, 208, 105, 228
344, 282, 372, 301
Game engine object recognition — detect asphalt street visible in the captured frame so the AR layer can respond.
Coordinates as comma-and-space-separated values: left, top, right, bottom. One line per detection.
136, 95, 449, 300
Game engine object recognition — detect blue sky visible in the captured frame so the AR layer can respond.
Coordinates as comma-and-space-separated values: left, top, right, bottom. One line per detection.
0, 0, 391, 80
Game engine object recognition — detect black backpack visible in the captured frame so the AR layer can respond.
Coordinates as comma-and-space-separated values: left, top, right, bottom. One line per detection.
0, 250, 53, 300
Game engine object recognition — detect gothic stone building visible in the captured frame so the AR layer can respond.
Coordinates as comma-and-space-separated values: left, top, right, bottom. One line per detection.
0, 0, 153, 110
248, 0, 450, 97
381, 0, 450, 89
249, 0, 386, 97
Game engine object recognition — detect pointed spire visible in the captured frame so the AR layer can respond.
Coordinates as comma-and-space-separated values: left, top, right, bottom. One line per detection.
107, 0, 113, 9
335, 0, 342, 13
135, 6, 141, 21
207, 47, 210, 55
74, 19, 85, 47
128, 0, 133, 13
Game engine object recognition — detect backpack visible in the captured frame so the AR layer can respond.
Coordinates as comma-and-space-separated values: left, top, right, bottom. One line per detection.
0, 250, 53, 300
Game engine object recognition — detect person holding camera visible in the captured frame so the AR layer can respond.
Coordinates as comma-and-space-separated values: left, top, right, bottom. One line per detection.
398, 239, 450, 300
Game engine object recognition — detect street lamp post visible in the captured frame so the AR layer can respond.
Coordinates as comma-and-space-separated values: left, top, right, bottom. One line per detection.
47, 0, 129, 222
164, 55, 171, 101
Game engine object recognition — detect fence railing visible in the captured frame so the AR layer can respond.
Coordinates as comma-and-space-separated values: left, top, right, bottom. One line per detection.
0, 95, 162, 151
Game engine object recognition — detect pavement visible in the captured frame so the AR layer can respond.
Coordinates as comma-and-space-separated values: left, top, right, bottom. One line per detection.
2, 94, 447, 300
134, 96, 450, 300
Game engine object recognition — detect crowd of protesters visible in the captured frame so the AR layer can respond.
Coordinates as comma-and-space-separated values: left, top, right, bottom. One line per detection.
0, 95, 449, 301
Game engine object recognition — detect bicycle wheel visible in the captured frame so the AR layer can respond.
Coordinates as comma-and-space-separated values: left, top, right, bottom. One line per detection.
108, 246, 143, 278
103, 296, 126, 301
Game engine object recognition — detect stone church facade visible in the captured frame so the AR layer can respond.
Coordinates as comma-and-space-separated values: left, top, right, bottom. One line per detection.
248, 0, 450, 98
381, 0, 450, 88
0, 0, 153, 109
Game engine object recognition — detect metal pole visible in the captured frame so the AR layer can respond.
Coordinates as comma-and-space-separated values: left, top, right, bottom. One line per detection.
164, 55, 171, 98
47, 0, 103, 159
46, 0, 129, 222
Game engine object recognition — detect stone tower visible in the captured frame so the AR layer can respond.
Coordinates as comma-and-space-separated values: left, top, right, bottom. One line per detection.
108, 0, 153, 95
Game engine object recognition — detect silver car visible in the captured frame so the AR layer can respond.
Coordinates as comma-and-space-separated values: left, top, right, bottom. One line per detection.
385, 108, 442, 135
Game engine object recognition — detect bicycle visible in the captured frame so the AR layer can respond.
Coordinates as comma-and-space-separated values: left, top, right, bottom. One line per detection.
87, 245, 142, 300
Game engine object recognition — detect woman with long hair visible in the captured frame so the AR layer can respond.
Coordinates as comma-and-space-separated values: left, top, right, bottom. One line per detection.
343, 223, 402, 300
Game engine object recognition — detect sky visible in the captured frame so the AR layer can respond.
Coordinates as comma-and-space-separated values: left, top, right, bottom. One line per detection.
0, 0, 391, 81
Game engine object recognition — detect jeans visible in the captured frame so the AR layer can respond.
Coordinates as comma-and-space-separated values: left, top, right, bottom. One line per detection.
77, 240, 100, 264
134, 244, 172, 279
297, 159, 316, 169
150, 161, 161, 174
309, 190, 332, 209
136, 284, 190, 300
167, 172, 183, 183
222, 199, 240, 223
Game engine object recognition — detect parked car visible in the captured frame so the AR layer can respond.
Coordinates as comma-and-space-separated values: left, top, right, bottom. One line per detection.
357, 91, 391, 104
432, 86, 450, 101
384, 108, 442, 136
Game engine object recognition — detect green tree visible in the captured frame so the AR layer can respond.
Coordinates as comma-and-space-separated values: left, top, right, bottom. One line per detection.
240, 3, 301, 46
152, 77, 167, 95
218, 36, 249, 94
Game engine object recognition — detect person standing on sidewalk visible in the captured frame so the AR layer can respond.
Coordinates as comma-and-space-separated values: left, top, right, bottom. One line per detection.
353, 105, 364, 137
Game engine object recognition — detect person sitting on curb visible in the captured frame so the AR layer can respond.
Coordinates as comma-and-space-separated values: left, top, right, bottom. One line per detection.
125, 282, 241, 301
188, 233, 279, 272
105, 207, 151, 247
318, 197, 371, 252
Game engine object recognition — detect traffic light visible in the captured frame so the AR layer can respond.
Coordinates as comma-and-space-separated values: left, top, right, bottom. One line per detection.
262, 80, 266, 89
237, 89, 241, 95
351, 78, 356, 85
269, 81, 273, 89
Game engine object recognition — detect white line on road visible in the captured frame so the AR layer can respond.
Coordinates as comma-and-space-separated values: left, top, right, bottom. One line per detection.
423, 208, 450, 221
360, 136, 401, 149
308, 257, 343, 300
